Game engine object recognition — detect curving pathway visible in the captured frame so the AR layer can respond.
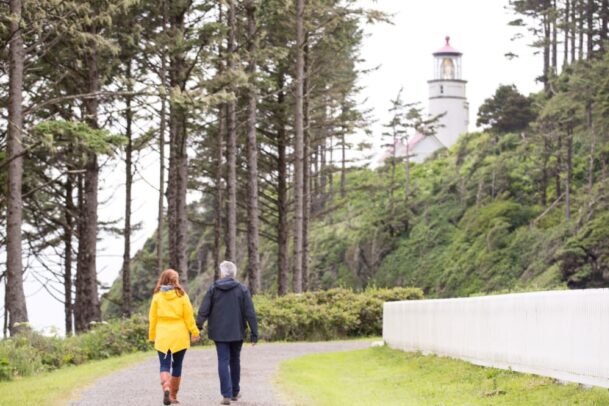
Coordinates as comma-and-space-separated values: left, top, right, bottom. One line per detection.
69, 341, 370, 406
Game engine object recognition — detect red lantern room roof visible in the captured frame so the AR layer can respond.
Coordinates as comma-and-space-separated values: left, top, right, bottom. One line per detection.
433, 36, 462, 56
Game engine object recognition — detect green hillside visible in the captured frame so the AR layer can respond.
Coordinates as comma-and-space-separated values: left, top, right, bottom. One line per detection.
103, 57, 609, 316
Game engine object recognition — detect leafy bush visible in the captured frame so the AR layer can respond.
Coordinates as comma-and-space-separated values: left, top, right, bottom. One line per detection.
0, 315, 151, 381
76, 319, 145, 360
558, 212, 609, 288
254, 287, 422, 341
0, 333, 45, 379
0, 289, 418, 381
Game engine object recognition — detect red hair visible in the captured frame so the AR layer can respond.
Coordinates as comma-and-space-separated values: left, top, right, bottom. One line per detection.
153, 269, 185, 296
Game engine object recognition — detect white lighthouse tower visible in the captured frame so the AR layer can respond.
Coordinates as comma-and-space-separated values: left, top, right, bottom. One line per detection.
428, 36, 469, 148
401, 37, 469, 164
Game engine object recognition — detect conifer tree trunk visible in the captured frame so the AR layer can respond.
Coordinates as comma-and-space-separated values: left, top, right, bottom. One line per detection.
214, 106, 224, 281
390, 130, 397, 207
405, 144, 411, 201
541, 136, 550, 206
303, 147, 311, 291
6, 0, 29, 335
313, 143, 320, 207
292, 0, 305, 293
552, 0, 558, 72
75, 35, 102, 332
277, 75, 289, 295
566, 125, 573, 219
121, 62, 133, 317
340, 132, 346, 198
302, 39, 311, 291
564, 0, 570, 66
64, 175, 74, 335
75, 174, 85, 331
587, 102, 595, 187
328, 135, 334, 202
579, 0, 585, 59
556, 133, 562, 198
226, 0, 238, 262
571, 0, 577, 62
245, 0, 260, 294
601, 0, 609, 51
213, 1, 224, 281
543, 13, 551, 91
319, 115, 327, 210
586, 0, 594, 58
476, 179, 484, 207
167, 5, 189, 281
157, 1, 168, 274
157, 82, 166, 274
4, 285, 8, 338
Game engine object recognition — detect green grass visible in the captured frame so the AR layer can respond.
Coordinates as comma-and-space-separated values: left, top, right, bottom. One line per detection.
276, 346, 609, 406
0, 351, 151, 406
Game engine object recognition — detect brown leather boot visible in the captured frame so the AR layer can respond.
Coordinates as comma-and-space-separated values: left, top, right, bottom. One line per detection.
160, 372, 171, 405
169, 376, 181, 404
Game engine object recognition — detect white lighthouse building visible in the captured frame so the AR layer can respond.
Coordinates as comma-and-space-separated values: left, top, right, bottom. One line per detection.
407, 36, 470, 163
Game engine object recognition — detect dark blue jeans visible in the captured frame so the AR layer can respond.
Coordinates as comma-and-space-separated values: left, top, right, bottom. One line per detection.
214, 341, 243, 398
158, 349, 186, 377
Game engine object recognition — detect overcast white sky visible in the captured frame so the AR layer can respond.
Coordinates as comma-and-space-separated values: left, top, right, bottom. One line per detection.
8, 0, 543, 334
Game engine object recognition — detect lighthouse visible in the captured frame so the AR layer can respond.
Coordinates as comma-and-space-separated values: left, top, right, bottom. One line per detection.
427, 36, 469, 148
402, 37, 470, 164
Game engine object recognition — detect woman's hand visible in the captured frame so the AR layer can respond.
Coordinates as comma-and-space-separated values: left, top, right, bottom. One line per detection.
191, 335, 201, 343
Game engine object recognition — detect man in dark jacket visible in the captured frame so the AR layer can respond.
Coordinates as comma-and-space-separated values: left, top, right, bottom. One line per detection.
196, 261, 258, 405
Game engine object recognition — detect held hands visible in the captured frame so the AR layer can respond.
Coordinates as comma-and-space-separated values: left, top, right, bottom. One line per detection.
191, 335, 201, 344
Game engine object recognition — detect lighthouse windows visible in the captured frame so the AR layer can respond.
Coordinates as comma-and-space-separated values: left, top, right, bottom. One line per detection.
434, 55, 462, 80
441, 58, 455, 79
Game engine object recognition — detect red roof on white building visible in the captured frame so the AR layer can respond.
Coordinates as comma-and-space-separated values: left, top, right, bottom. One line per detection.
434, 36, 461, 55
404, 133, 425, 152
376, 133, 439, 163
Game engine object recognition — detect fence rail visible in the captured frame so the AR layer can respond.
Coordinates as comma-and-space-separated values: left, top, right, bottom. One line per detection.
383, 289, 609, 388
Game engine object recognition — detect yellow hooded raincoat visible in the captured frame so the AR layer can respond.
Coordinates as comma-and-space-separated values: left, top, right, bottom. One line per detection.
148, 290, 200, 354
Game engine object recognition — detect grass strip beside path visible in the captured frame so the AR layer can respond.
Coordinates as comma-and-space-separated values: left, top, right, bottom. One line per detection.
0, 351, 151, 406
276, 346, 609, 406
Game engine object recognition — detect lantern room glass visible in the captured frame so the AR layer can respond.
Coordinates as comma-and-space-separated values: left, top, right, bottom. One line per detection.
434, 56, 462, 80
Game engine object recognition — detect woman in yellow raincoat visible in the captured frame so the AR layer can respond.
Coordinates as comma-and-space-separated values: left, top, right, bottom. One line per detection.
149, 269, 200, 405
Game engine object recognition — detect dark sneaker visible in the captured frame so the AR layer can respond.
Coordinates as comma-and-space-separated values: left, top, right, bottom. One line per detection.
231, 393, 242, 401
221, 398, 231, 405
163, 389, 171, 405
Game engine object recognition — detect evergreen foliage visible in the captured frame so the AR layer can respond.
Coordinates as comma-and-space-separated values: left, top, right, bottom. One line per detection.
477, 85, 537, 133
3, 0, 609, 339
106, 53, 609, 303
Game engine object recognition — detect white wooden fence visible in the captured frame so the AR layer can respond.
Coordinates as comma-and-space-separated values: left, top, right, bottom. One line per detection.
383, 289, 609, 388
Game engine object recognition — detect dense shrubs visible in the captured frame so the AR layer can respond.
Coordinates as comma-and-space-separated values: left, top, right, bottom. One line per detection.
254, 287, 423, 341
0, 315, 151, 381
0, 287, 421, 380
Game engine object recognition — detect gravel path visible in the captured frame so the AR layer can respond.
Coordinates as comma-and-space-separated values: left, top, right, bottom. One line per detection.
69, 341, 371, 406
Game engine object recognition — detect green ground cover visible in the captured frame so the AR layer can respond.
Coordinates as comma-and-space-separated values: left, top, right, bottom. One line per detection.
0, 288, 417, 384
0, 351, 151, 406
276, 346, 609, 406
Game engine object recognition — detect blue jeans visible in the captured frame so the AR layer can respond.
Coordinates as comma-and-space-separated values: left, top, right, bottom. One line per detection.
158, 349, 186, 377
214, 341, 243, 398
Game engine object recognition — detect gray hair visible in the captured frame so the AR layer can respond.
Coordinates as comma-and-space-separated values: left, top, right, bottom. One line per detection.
219, 261, 237, 278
